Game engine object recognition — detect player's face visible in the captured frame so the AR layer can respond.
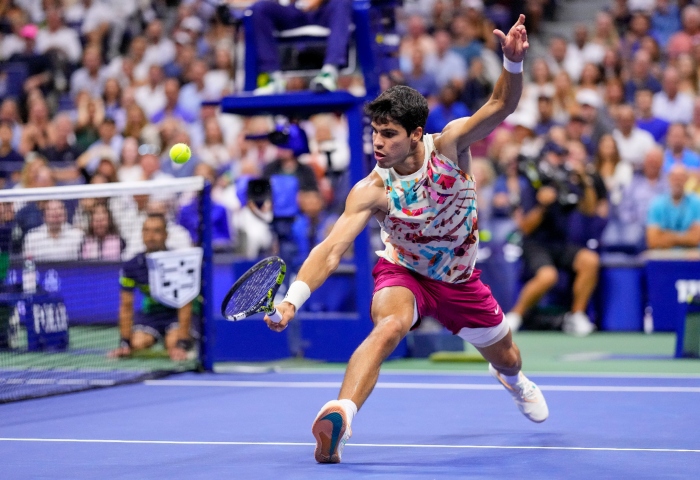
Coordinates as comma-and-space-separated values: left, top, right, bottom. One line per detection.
142, 218, 167, 252
371, 120, 421, 169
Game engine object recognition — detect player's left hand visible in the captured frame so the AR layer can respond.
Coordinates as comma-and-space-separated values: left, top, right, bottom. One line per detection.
168, 347, 188, 361
494, 14, 529, 63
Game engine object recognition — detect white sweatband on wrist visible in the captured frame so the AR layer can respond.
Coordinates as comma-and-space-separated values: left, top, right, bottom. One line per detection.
503, 57, 523, 74
284, 280, 311, 311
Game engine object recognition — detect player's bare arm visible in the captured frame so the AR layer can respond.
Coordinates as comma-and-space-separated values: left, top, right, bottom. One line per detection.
264, 172, 386, 332
434, 14, 528, 163
108, 290, 134, 358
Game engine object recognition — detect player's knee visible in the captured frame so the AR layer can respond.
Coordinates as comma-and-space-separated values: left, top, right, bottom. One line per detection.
373, 315, 408, 348
575, 249, 600, 273
536, 266, 559, 288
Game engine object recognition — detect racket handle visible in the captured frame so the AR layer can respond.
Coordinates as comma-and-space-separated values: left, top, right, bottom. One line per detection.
273, 309, 283, 321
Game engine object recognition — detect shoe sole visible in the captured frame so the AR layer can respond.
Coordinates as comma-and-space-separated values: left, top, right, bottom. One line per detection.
312, 404, 347, 463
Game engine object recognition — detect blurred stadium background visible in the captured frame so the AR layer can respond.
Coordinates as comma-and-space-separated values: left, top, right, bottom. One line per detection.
1, 0, 699, 407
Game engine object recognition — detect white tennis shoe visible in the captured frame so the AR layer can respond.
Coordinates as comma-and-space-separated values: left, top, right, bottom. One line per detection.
311, 400, 352, 463
489, 364, 549, 423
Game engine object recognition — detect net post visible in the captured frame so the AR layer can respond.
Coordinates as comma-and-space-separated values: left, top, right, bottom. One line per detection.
200, 180, 215, 371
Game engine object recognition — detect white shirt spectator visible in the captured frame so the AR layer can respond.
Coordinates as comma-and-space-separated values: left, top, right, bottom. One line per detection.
425, 51, 468, 90
652, 91, 694, 124
612, 127, 657, 169
70, 67, 108, 98
134, 84, 167, 119
203, 70, 234, 98
36, 26, 82, 63
24, 223, 84, 261
143, 39, 176, 68
1, 34, 25, 60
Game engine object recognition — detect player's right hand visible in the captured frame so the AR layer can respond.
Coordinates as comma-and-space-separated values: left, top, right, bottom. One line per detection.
264, 302, 296, 333
107, 346, 131, 358
536, 186, 558, 206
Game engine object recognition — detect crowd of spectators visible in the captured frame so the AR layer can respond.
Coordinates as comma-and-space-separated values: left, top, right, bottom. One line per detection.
0, 0, 699, 274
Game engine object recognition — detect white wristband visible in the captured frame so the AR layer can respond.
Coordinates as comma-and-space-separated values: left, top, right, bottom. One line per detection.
503, 57, 523, 74
284, 280, 311, 311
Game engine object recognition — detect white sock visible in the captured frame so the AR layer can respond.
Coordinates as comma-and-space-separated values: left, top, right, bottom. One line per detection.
321, 64, 338, 78
502, 372, 521, 386
338, 398, 357, 425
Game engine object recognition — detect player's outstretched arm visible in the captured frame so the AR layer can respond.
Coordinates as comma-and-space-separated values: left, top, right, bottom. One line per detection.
436, 14, 528, 157
264, 173, 385, 332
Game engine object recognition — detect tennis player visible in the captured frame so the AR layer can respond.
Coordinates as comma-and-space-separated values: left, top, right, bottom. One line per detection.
265, 14, 548, 464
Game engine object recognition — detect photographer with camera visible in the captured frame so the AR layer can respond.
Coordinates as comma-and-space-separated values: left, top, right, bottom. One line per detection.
506, 141, 601, 336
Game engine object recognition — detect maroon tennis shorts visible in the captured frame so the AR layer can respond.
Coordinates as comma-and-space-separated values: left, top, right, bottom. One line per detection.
371, 258, 503, 333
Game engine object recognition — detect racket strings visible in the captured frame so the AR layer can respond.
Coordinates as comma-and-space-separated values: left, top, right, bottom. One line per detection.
224, 262, 282, 317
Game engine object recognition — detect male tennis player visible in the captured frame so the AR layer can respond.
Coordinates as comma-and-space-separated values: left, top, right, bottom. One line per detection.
265, 14, 548, 464
109, 213, 195, 361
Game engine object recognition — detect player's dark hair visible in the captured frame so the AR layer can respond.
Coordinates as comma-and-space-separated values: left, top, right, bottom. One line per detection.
145, 212, 167, 230
365, 86, 429, 135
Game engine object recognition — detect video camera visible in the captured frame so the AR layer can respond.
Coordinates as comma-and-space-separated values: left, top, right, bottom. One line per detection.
517, 143, 582, 212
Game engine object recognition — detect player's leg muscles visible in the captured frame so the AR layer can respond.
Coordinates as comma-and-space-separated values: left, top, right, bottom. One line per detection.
338, 286, 415, 409
130, 331, 156, 351
474, 330, 522, 376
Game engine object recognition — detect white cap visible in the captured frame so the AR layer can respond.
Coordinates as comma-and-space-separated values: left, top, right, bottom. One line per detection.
575, 89, 602, 109
506, 110, 537, 130
181, 16, 203, 33
464, 0, 484, 11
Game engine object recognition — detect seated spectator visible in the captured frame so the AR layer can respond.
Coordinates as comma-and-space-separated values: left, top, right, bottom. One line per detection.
179, 164, 231, 247
594, 134, 633, 207
69, 45, 107, 99
151, 78, 196, 125
612, 104, 656, 170
666, 4, 700, 59
635, 88, 670, 142
35, 5, 82, 65
196, 117, 233, 170
40, 113, 80, 183
76, 117, 123, 178
460, 57, 493, 113
492, 143, 529, 219
652, 67, 694, 124
142, 19, 176, 68
179, 60, 217, 118
23, 200, 84, 261
646, 165, 700, 249
425, 85, 470, 134
108, 213, 196, 362
291, 190, 338, 269
651, 0, 682, 49
73, 92, 104, 152
575, 89, 614, 153
8, 24, 53, 96
250, 0, 353, 93
0, 99, 23, 150
19, 97, 52, 156
534, 91, 559, 137
0, 120, 24, 187
400, 15, 437, 61
663, 123, 700, 173
80, 202, 126, 261
134, 65, 167, 120
102, 78, 125, 132
605, 147, 667, 249
234, 178, 274, 259
403, 47, 439, 99
117, 137, 143, 183
204, 45, 236, 97
451, 15, 483, 72
426, 30, 468, 91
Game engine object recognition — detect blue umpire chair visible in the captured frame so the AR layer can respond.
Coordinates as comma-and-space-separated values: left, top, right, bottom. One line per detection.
240, 0, 402, 97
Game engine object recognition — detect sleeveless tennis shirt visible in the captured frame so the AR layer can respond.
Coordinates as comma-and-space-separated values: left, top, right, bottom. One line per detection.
374, 134, 479, 284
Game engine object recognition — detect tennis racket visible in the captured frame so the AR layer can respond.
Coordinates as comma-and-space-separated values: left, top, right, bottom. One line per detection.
221, 256, 286, 321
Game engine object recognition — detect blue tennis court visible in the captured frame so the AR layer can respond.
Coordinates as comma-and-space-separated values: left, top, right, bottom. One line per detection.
2, 370, 699, 479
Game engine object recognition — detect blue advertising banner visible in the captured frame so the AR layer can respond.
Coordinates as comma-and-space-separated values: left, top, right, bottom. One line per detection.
645, 254, 700, 332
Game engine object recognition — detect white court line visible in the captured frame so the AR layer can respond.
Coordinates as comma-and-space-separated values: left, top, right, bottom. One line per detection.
215, 367, 700, 379
0, 438, 698, 453
144, 379, 700, 393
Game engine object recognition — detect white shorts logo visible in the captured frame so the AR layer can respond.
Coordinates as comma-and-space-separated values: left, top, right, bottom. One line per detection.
147, 247, 203, 309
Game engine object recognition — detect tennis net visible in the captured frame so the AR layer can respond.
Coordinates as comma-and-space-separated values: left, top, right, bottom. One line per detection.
0, 177, 212, 402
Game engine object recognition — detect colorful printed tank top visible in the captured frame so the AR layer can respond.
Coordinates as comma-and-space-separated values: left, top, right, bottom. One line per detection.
374, 134, 478, 283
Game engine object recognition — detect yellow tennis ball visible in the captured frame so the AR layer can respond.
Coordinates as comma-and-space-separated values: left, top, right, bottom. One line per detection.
170, 143, 191, 164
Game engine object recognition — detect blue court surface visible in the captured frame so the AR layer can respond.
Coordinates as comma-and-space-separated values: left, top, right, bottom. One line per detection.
2, 370, 699, 479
